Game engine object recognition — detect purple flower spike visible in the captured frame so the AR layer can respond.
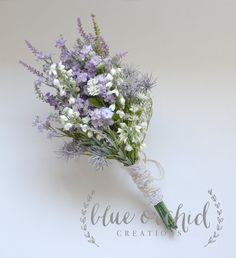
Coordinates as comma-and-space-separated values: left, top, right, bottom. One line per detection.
77, 17, 90, 42
25, 40, 51, 60
55, 38, 66, 48
19, 60, 44, 77
100, 36, 109, 56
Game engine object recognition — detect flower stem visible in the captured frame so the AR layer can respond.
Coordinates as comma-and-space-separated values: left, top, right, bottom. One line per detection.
154, 201, 177, 231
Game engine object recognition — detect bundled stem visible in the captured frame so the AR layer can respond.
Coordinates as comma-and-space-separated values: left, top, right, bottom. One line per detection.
154, 201, 177, 231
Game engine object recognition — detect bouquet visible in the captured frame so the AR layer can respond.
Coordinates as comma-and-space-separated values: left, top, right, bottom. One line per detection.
20, 15, 177, 230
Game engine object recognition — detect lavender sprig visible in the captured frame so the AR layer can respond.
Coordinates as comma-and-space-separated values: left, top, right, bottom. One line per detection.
19, 60, 43, 77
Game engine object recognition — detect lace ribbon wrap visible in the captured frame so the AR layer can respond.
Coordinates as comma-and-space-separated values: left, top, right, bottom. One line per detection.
125, 158, 163, 206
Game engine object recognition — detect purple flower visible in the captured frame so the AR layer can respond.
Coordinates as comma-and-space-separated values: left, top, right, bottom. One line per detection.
60, 49, 72, 63
72, 64, 81, 74
80, 45, 93, 60
55, 38, 66, 48
85, 62, 96, 74
76, 72, 88, 83
90, 107, 114, 128
46, 93, 58, 109
99, 84, 115, 103
75, 97, 85, 109
97, 74, 107, 84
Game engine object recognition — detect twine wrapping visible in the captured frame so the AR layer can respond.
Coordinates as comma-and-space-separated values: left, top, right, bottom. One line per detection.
125, 156, 163, 206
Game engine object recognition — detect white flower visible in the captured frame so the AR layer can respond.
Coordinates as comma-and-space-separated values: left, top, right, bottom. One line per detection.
106, 73, 113, 81
135, 125, 142, 133
111, 89, 119, 96
110, 68, 117, 76
49, 63, 57, 76
117, 68, 121, 74
73, 111, 80, 118
141, 122, 147, 129
63, 107, 74, 117
58, 62, 65, 70
67, 109, 74, 118
87, 78, 100, 96
59, 115, 68, 125
125, 144, 133, 152
138, 92, 148, 100
96, 134, 102, 141
106, 82, 112, 88
120, 123, 127, 128
116, 110, 125, 118
64, 123, 73, 131
87, 84, 99, 96
62, 107, 70, 113
140, 143, 146, 150
69, 97, 76, 105
120, 96, 125, 106
66, 69, 73, 76
130, 105, 139, 113
87, 131, 93, 138
109, 104, 116, 111
53, 79, 60, 86
80, 124, 88, 132
88, 78, 98, 86
117, 125, 128, 143
82, 117, 90, 124
60, 89, 66, 96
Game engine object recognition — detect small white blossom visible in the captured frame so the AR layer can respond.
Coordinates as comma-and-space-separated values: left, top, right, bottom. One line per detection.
141, 122, 147, 129
140, 143, 146, 150
69, 97, 76, 105
130, 105, 139, 113
59, 115, 68, 125
80, 124, 88, 132
64, 123, 73, 131
87, 78, 100, 96
53, 79, 60, 86
73, 111, 80, 118
109, 104, 116, 111
106, 73, 113, 81
66, 69, 73, 76
138, 92, 148, 100
67, 109, 74, 117
63, 107, 74, 118
87, 131, 93, 138
106, 82, 113, 88
82, 117, 90, 124
111, 89, 119, 96
60, 89, 66, 96
116, 110, 125, 118
49, 63, 57, 76
125, 144, 133, 152
135, 125, 142, 133
96, 134, 102, 140
110, 68, 117, 76
58, 62, 65, 70
120, 96, 125, 106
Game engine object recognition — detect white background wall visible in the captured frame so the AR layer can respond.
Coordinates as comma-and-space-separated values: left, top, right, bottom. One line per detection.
0, 0, 235, 257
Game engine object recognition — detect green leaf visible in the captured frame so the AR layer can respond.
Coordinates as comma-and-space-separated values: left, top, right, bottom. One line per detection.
112, 113, 120, 122
96, 64, 106, 74
88, 97, 103, 108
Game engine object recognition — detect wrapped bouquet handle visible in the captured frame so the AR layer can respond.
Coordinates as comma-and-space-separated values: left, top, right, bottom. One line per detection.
20, 14, 177, 231
125, 156, 177, 230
